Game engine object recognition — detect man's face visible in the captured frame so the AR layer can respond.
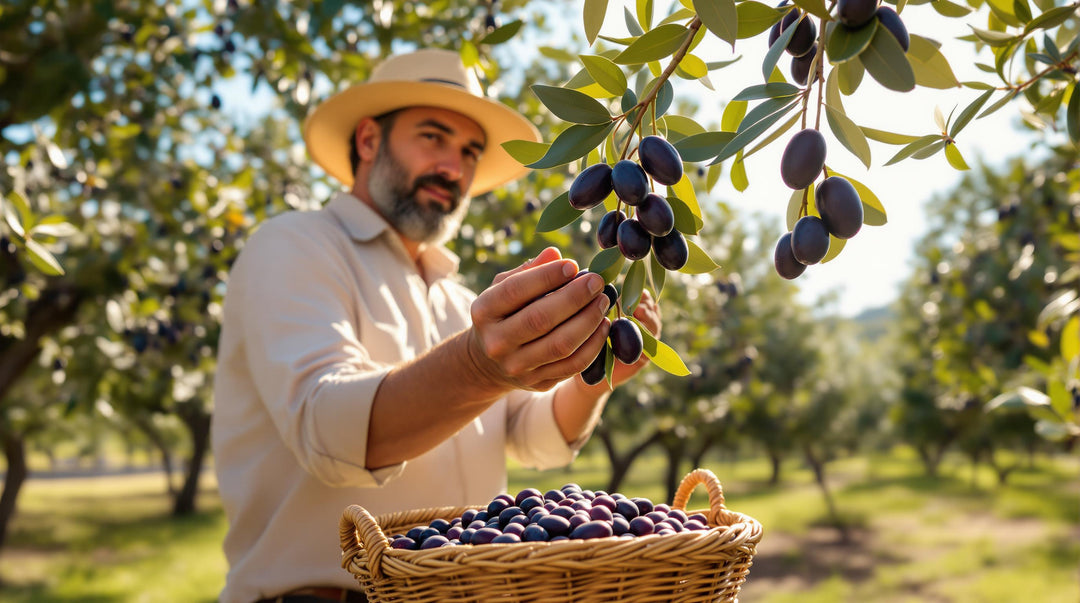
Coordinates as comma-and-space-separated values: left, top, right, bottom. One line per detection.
366, 107, 486, 245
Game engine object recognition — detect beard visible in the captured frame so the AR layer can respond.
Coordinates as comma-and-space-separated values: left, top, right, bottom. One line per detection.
367, 145, 470, 245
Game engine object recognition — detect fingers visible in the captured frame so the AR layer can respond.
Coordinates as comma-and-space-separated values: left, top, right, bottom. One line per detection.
476, 258, 580, 319
500, 271, 605, 344
505, 294, 610, 376
492, 247, 563, 285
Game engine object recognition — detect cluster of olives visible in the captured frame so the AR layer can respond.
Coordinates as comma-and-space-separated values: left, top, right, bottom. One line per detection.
774, 128, 864, 280
566, 135, 690, 385
768, 2, 818, 86
568, 136, 689, 272
387, 483, 711, 550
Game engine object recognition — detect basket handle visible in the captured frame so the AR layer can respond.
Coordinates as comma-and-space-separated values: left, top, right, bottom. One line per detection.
672, 468, 727, 526
340, 504, 390, 578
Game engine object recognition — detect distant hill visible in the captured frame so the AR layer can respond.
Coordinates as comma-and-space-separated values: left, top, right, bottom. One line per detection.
851, 304, 895, 342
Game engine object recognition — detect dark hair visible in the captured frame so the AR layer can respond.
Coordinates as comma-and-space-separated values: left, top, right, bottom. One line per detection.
348, 110, 400, 176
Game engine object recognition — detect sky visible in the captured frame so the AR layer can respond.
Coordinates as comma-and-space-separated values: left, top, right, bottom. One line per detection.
589, 1, 1047, 317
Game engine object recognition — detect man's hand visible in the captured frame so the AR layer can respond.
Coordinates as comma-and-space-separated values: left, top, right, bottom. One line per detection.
466, 248, 611, 392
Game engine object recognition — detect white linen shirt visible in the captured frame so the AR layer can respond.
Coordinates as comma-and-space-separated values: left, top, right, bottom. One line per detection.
212, 192, 580, 603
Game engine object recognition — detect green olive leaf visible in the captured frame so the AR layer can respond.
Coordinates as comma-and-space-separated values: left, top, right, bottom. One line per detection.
732, 82, 800, 101
622, 260, 646, 315
825, 105, 872, 168
531, 84, 612, 125
536, 192, 584, 232
908, 34, 961, 89
792, 0, 831, 20
648, 253, 667, 299
859, 26, 916, 92
614, 24, 690, 64
669, 196, 705, 235
501, 139, 550, 165
678, 239, 720, 274
949, 88, 994, 138
694, 0, 738, 47
527, 122, 615, 169
580, 55, 628, 97
589, 247, 627, 284
736, 2, 786, 39
25, 238, 65, 276
478, 19, 523, 45
859, 126, 921, 145
884, 133, 941, 165
584, 0, 609, 45
837, 57, 865, 94
826, 20, 877, 64
673, 131, 735, 162
944, 142, 970, 170
762, 12, 801, 80
630, 316, 691, 376
820, 233, 847, 264
1067, 82, 1080, 145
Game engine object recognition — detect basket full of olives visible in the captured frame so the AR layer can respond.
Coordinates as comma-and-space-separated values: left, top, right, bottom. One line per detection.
339, 468, 762, 602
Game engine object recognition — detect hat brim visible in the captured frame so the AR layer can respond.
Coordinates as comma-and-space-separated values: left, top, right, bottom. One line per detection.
302, 81, 541, 195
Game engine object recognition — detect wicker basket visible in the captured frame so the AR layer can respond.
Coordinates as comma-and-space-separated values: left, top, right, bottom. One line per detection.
339, 468, 762, 602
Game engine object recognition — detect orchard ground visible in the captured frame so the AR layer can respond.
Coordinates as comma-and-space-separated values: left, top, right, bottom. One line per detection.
1, 447, 1077, 602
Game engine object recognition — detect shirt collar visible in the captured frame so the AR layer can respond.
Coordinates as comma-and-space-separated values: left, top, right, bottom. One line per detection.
325, 191, 461, 282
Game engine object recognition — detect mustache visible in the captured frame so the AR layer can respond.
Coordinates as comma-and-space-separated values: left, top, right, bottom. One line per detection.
410, 174, 462, 205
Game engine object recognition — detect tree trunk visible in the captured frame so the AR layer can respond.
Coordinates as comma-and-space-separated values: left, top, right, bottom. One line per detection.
132, 415, 177, 497
662, 437, 687, 504
767, 449, 783, 485
689, 433, 716, 471
0, 425, 28, 554
803, 444, 847, 542
172, 403, 211, 516
597, 428, 661, 494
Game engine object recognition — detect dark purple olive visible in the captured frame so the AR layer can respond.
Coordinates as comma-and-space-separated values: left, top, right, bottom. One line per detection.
652, 229, 689, 271
429, 518, 451, 533
611, 160, 649, 206
589, 505, 614, 522
780, 129, 826, 190
838, 0, 878, 27
446, 526, 464, 540
418, 527, 441, 542
612, 516, 630, 535
791, 45, 816, 86
791, 215, 831, 265
491, 533, 521, 544
518, 495, 544, 512
684, 520, 708, 531
568, 163, 613, 210
486, 495, 511, 517
815, 176, 863, 239
774, 232, 807, 279
876, 6, 909, 51
470, 527, 502, 545
502, 522, 525, 536
597, 209, 626, 249
609, 317, 643, 365
569, 520, 614, 540
538, 514, 572, 536
629, 516, 655, 536
632, 497, 654, 515
603, 283, 618, 311
653, 504, 670, 513
420, 535, 450, 549
580, 345, 608, 386
636, 193, 675, 236
515, 488, 543, 506
522, 524, 549, 542
668, 509, 688, 523
543, 489, 565, 502
688, 513, 708, 524
561, 483, 582, 494
390, 537, 417, 550
617, 218, 652, 261
638, 135, 683, 185
498, 506, 524, 526
781, 9, 817, 57
460, 528, 476, 544
615, 499, 640, 519
406, 526, 425, 541
570, 499, 593, 512
768, 0, 790, 47
460, 509, 478, 525
568, 513, 590, 529
645, 511, 668, 524
550, 505, 576, 519
592, 495, 616, 511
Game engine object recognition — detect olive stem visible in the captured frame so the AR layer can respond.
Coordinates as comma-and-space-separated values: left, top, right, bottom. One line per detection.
619, 17, 703, 160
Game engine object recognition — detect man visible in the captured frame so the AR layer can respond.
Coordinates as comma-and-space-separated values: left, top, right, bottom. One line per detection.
212, 49, 661, 603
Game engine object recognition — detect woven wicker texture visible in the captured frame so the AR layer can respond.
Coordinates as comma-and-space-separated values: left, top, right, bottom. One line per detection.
339, 468, 762, 602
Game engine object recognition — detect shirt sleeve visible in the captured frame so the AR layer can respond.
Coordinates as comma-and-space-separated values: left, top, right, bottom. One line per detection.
503, 387, 581, 470
232, 217, 404, 488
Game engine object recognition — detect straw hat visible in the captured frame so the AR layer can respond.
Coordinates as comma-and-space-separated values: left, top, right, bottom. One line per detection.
302, 49, 541, 195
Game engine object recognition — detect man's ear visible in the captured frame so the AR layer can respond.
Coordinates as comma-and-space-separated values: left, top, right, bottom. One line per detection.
354, 117, 381, 163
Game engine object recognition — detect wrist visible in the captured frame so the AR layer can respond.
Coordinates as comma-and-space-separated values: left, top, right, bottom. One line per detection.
459, 328, 515, 400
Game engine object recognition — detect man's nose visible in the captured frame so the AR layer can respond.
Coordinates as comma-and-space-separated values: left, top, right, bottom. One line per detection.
434, 152, 464, 182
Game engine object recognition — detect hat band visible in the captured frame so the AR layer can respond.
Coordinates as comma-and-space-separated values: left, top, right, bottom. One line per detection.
420, 77, 466, 88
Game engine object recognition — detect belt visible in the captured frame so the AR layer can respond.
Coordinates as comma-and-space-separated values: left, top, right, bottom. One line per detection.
256, 586, 368, 603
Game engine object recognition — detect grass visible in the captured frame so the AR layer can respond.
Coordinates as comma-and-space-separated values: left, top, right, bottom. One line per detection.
1, 447, 1077, 602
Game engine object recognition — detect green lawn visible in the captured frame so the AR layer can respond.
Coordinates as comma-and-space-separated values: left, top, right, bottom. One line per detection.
2, 448, 1077, 602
